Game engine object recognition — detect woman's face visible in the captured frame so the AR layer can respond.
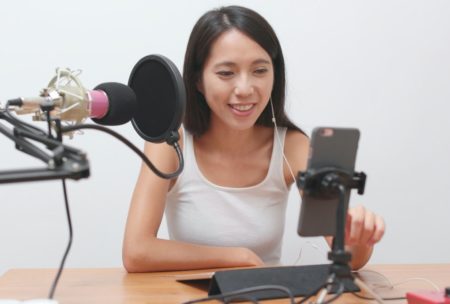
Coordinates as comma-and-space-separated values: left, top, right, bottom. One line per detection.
198, 29, 274, 132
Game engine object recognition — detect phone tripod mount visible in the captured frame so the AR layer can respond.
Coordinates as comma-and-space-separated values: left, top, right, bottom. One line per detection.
296, 167, 378, 303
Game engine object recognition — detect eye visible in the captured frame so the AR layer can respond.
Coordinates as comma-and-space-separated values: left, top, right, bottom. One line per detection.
216, 71, 234, 77
254, 68, 268, 75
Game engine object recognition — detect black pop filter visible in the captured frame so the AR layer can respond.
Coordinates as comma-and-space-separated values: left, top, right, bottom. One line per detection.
128, 54, 186, 143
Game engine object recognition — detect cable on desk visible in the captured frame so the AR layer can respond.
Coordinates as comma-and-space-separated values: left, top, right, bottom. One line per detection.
351, 292, 406, 301
390, 277, 441, 292
350, 268, 442, 301
224, 297, 258, 304
320, 282, 345, 304
181, 285, 295, 304
355, 269, 440, 292
295, 280, 339, 304
354, 269, 394, 289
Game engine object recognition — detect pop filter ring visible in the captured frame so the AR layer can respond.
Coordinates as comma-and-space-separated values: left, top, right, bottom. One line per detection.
128, 54, 186, 144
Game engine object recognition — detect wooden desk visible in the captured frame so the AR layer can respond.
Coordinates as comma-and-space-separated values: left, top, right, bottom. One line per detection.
0, 264, 449, 303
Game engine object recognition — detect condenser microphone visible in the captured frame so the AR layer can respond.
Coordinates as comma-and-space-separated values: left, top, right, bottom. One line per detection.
8, 68, 137, 126
128, 54, 186, 143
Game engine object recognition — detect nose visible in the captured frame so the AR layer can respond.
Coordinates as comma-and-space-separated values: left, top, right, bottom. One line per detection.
234, 76, 254, 97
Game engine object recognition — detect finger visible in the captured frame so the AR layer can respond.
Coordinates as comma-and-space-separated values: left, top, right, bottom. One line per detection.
345, 213, 352, 244
348, 205, 365, 245
360, 210, 375, 245
369, 216, 386, 245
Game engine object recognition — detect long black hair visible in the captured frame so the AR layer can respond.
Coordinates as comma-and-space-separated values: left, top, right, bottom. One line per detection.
183, 5, 303, 136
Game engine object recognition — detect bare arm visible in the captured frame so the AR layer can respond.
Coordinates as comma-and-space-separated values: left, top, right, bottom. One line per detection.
122, 135, 263, 273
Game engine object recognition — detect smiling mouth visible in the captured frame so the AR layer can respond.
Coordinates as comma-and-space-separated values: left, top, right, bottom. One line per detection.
229, 104, 254, 112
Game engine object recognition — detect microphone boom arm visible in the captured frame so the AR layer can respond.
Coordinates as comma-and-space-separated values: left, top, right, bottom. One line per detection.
0, 110, 90, 184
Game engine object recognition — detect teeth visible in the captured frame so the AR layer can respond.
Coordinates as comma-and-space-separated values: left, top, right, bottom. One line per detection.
231, 104, 253, 111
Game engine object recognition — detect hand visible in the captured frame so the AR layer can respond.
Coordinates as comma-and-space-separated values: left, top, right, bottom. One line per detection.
345, 205, 385, 247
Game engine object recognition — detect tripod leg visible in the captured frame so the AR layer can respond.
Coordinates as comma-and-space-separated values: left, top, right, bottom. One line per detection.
354, 277, 385, 304
316, 286, 330, 303
316, 273, 335, 304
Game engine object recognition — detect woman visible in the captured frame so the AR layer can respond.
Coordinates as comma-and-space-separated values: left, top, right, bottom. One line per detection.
122, 5, 385, 272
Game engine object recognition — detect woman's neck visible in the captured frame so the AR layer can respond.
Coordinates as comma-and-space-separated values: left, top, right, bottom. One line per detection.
196, 121, 270, 156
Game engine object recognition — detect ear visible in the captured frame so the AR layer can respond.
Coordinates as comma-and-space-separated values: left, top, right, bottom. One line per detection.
196, 77, 204, 94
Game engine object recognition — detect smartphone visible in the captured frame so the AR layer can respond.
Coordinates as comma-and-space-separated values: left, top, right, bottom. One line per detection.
297, 127, 360, 237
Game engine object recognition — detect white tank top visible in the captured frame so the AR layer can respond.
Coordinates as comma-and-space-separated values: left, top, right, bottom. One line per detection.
165, 127, 289, 265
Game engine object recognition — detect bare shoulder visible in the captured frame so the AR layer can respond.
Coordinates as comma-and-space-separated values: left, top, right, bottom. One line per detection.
285, 129, 309, 149
283, 129, 310, 185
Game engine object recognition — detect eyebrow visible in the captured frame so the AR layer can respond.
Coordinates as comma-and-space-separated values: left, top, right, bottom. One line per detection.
213, 59, 272, 68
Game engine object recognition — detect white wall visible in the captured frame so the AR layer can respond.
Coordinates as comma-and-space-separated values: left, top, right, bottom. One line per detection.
1, 0, 449, 276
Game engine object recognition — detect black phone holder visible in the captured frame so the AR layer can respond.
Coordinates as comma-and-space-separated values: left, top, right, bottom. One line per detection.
297, 167, 366, 199
297, 167, 367, 301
